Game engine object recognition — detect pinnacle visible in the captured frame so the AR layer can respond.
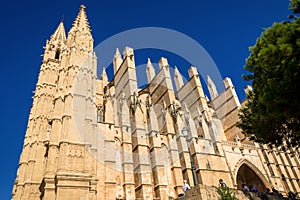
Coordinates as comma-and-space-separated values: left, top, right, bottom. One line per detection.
146, 58, 156, 83
114, 48, 121, 58
51, 22, 66, 42
146, 58, 153, 68
80, 4, 86, 10
174, 66, 183, 80
174, 66, 180, 76
174, 66, 184, 90
101, 67, 108, 82
207, 75, 218, 99
70, 5, 91, 33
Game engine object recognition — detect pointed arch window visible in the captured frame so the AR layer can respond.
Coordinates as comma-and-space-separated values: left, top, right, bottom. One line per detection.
97, 108, 103, 123
55, 49, 61, 60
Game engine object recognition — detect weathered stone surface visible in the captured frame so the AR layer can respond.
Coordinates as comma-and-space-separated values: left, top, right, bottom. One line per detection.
177, 185, 289, 200
12, 5, 300, 200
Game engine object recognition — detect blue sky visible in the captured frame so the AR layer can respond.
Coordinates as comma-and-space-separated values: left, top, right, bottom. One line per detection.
0, 0, 291, 199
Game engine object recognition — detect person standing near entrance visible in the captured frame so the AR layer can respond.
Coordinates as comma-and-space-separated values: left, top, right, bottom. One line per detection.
219, 179, 227, 187
242, 183, 249, 192
182, 180, 191, 194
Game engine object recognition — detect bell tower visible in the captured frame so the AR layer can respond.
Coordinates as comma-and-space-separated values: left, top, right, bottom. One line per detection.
12, 21, 66, 199
13, 4, 300, 200
12, 6, 98, 200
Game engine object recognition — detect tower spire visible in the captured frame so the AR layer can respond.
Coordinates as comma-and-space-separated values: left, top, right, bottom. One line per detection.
70, 5, 91, 33
50, 22, 66, 42
43, 22, 66, 61
67, 5, 93, 54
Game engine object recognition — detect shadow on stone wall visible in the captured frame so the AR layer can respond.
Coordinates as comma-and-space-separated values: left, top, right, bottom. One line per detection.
177, 185, 293, 200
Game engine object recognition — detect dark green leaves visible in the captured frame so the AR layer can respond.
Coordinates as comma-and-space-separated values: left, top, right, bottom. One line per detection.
238, 1, 300, 148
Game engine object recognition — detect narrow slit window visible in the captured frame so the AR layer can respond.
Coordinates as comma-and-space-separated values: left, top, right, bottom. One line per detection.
97, 109, 103, 123
55, 49, 60, 60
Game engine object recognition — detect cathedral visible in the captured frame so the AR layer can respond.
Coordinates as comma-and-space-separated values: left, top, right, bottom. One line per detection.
12, 5, 300, 200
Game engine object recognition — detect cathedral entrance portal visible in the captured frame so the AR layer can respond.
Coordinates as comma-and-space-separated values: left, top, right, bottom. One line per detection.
236, 164, 267, 192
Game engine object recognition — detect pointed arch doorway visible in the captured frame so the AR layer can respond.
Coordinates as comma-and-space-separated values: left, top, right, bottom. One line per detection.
236, 163, 268, 192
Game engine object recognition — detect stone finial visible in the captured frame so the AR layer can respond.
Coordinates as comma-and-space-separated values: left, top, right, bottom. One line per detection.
146, 58, 155, 83
100, 67, 108, 83
174, 66, 184, 90
113, 48, 123, 73
188, 66, 198, 78
114, 48, 122, 59
158, 57, 169, 69
80, 5, 86, 10
224, 77, 234, 89
207, 75, 218, 100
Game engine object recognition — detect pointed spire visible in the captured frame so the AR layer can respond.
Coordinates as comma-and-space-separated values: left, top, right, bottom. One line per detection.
146, 58, 155, 83
67, 5, 93, 53
207, 75, 218, 100
114, 48, 122, 58
101, 67, 108, 83
174, 66, 184, 90
50, 22, 66, 42
113, 48, 123, 74
43, 22, 67, 61
70, 5, 91, 33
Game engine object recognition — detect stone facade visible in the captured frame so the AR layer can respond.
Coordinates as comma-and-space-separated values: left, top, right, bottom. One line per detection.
12, 5, 300, 200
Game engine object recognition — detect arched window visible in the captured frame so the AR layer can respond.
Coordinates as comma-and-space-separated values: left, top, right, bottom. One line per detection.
97, 109, 103, 123
55, 49, 60, 60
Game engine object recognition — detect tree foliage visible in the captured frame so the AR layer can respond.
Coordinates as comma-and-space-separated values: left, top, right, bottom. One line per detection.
290, 0, 300, 14
214, 186, 236, 200
238, 0, 300, 148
